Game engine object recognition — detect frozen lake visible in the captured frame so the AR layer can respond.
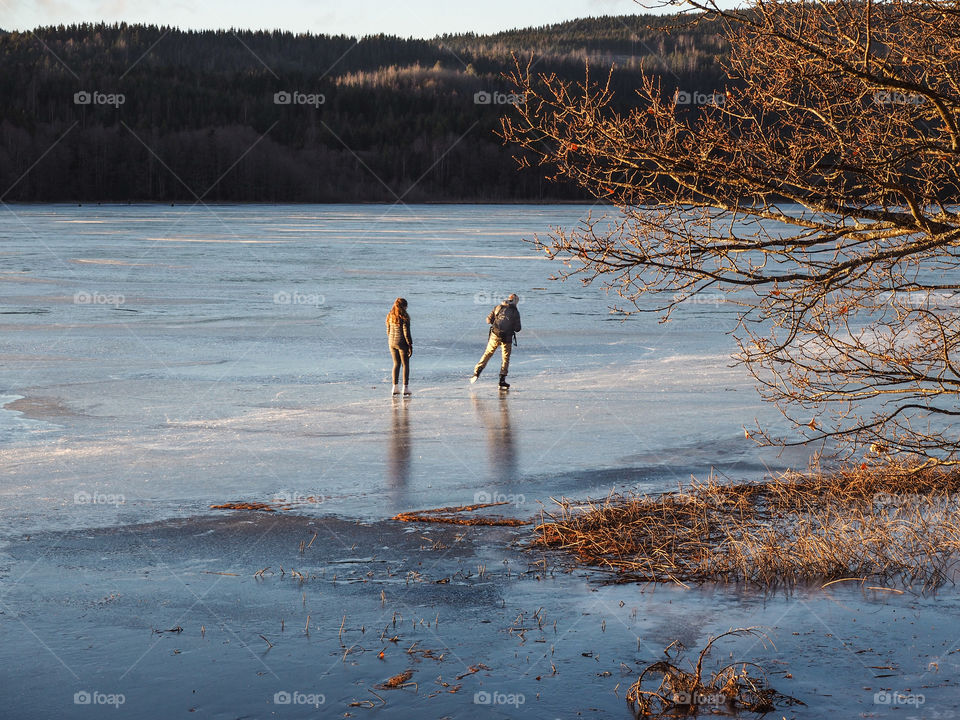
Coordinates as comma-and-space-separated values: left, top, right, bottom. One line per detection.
0, 203, 811, 536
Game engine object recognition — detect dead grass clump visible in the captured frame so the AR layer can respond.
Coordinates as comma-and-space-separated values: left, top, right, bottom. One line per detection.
210, 494, 327, 512
534, 462, 960, 588
209, 501, 276, 512
395, 502, 529, 526
626, 628, 803, 717
376, 668, 415, 690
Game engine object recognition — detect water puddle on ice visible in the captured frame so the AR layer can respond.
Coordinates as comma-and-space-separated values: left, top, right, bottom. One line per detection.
0, 394, 61, 442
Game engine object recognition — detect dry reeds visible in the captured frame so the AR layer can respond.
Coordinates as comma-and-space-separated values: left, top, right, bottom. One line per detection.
534, 462, 960, 588
210, 495, 326, 512
376, 669, 415, 690
209, 501, 276, 512
394, 502, 529, 526
626, 628, 803, 717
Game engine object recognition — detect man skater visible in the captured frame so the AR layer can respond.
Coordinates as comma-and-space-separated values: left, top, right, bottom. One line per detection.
471, 293, 521, 389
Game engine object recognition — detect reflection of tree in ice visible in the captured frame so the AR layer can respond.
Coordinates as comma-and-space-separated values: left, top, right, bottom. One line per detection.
472, 395, 517, 484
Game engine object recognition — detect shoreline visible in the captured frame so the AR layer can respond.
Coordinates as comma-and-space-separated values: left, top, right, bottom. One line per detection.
2, 510, 958, 718
0, 199, 611, 207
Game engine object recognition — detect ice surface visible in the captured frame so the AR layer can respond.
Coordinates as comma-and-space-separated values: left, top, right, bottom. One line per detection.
0, 203, 812, 536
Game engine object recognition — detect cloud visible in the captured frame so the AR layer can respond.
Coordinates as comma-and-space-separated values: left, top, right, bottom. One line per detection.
36, 0, 81, 14
96, 0, 128, 16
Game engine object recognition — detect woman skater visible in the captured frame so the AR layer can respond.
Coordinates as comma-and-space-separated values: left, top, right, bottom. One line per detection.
386, 297, 412, 396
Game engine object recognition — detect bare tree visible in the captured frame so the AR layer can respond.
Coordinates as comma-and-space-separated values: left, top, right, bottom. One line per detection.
502, 0, 960, 466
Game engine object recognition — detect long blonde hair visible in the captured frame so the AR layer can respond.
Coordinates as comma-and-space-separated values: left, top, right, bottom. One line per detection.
386, 297, 408, 326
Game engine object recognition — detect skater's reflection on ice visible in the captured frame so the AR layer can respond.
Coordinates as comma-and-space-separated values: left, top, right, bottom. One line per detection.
472, 394, 517, 484
388, 397, 411, 489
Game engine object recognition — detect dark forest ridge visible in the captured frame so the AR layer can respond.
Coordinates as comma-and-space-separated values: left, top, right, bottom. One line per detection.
0, 15, 726, 202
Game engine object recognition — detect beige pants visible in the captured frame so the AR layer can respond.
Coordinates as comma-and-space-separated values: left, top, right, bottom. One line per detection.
475, 332, 512, 376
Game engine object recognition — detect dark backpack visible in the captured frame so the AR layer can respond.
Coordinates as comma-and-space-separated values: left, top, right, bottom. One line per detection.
491, 305, 519, 340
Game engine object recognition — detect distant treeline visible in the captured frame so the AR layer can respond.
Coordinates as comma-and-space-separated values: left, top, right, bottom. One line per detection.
0, 16, 728, 202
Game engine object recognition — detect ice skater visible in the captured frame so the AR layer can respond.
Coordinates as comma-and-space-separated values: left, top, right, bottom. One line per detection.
470, 293, 521, 389
386, 297, 412, 396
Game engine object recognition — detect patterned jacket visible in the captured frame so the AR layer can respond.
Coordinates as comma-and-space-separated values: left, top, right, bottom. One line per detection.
386, 315, 412, 350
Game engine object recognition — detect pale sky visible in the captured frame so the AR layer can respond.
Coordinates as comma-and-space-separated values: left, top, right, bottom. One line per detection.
1, 0, 698, 37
